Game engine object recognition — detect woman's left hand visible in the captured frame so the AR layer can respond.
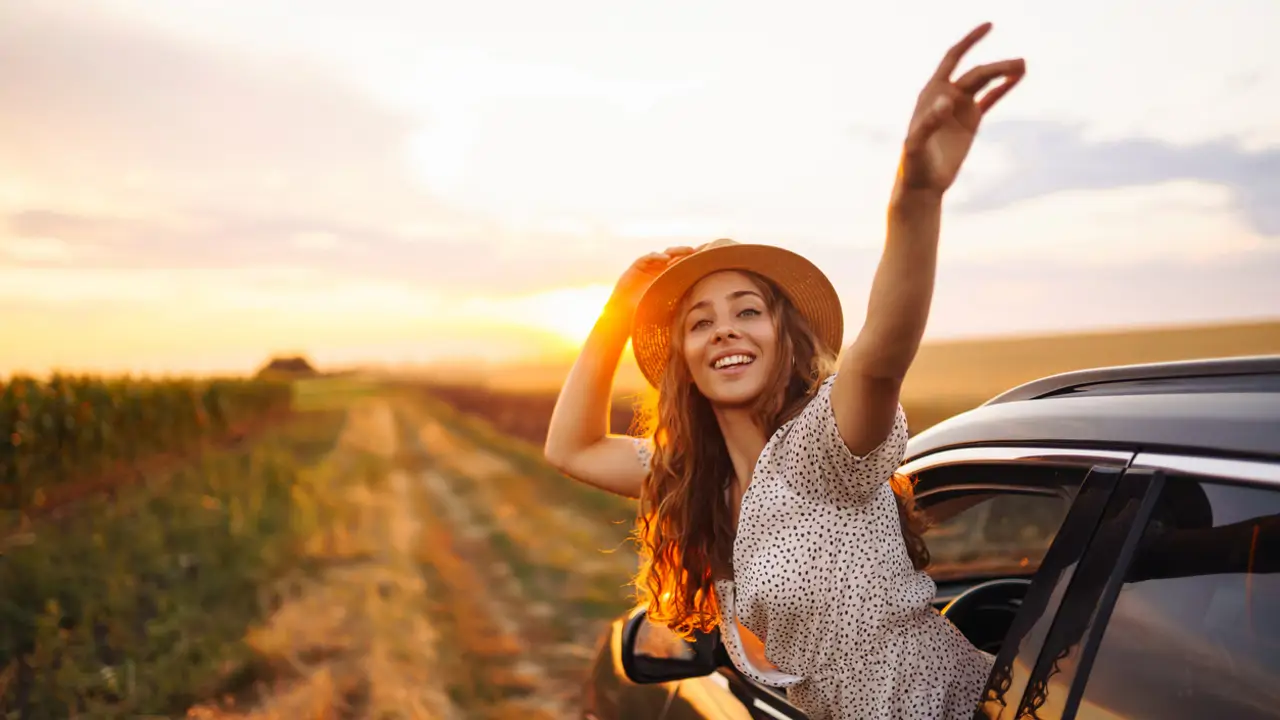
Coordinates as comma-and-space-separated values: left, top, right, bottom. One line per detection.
899, 22, 1025, 195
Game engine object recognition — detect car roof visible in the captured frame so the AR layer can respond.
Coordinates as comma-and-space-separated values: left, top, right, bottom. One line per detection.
903, 354, 1280, 463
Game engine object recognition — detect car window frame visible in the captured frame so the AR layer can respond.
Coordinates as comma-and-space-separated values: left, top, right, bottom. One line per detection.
973, 463, 1131, 719
902, 446, 1133, 592
1012, 452, 1280, 720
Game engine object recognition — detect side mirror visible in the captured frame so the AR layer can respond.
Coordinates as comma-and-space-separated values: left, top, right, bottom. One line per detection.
621, 607, 721, 684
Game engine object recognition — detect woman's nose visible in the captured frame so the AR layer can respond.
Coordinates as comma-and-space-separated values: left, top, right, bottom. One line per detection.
712, 325, 741, 343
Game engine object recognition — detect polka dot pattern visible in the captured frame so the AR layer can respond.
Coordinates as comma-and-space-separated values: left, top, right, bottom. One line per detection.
636, 374, 994, 719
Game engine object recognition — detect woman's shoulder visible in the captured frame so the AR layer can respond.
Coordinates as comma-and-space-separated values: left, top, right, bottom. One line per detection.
761, 371, 910, 504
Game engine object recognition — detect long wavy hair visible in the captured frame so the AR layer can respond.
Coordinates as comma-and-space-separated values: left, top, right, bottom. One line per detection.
631, 270, 931, 638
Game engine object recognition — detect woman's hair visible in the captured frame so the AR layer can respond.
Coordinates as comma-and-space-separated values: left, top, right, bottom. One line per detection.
630, 270, 931, 638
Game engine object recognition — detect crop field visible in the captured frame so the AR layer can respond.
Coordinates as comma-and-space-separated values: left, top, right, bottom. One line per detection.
0, 384, 349, 718
0, 375, 294, 525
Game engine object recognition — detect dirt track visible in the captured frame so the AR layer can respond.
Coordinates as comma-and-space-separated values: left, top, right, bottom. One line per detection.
187, 394, 635, 719
187, 399, 460, 720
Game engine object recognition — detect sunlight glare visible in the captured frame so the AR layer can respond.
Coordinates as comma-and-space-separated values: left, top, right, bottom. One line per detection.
514, 284, 615, 346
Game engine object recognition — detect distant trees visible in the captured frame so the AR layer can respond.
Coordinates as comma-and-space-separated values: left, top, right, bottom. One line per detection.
256, 355, 319, 380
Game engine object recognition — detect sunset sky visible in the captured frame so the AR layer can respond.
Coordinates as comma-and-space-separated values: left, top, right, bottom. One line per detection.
2, 1, 1278, 377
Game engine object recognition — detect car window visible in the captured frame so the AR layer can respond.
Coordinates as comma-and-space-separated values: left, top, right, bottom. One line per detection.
915, 464, 1085, 582
1072, 474, 1280, 719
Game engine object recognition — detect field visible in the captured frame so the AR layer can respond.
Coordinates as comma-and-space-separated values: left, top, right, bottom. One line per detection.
0, 375, 294, 523
0, 375, 639, 719
0, 396, 350, 718
3, 319, 1276, 718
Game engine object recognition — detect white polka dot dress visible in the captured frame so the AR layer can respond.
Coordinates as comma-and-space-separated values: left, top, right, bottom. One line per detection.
636, 374, 994, 720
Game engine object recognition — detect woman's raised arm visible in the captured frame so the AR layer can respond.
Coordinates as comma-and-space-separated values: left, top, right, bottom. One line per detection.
834, 22, 1025, 456
543, 247, 694, 498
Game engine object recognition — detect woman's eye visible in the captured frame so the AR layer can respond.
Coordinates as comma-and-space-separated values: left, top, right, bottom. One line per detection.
738, 308, 761, 318
691, 318, 712, 331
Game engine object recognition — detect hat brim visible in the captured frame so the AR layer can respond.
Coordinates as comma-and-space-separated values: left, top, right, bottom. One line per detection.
631, 243, 844, 389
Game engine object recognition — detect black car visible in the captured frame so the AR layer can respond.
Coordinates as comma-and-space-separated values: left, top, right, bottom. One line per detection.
582, 355, 1280, 720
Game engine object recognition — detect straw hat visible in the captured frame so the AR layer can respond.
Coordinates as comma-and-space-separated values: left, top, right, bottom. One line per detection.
631, 239, 845, 389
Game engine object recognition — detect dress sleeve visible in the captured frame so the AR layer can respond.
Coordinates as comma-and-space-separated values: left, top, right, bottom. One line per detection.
630, 435, 655, 473
775, 373, 909, 506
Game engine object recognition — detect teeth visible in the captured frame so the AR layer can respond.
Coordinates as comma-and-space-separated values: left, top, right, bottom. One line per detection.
714, 354, 754, 369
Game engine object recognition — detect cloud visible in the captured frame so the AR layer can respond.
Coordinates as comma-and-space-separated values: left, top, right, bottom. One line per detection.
0, 5, 427, 219
0, 236, 77, 263
957, 121, 1280, 237
0, 5, 493, 275
0, 5, 644, 292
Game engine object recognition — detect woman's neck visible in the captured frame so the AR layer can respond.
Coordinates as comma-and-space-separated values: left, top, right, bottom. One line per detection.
714, 405, 768, 493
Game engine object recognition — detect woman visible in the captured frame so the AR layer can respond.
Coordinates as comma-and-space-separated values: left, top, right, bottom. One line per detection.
544, 22, 1025, 720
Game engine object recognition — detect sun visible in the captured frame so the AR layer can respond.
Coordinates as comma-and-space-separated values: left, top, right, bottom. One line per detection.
516, 284, 617, 346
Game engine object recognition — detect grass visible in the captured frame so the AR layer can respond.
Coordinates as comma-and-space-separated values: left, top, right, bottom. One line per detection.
0, 409, 347, 719
291, 376, 385, 414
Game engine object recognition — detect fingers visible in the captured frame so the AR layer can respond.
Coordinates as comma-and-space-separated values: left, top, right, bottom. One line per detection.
954, 58, 1026, 97
932, 22, 992, 83
976, 70, 1024, 114
636, 247, 694, 272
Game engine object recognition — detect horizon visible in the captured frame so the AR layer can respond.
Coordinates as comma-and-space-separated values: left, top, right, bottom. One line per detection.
9, 315, 1275, 385
2, 1, 1279, 378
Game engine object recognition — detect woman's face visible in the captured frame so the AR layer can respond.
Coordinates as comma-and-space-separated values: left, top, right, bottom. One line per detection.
678, 270, 779, 407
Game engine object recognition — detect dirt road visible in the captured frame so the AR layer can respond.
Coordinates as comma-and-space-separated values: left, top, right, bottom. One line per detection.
187, 393, 637, 719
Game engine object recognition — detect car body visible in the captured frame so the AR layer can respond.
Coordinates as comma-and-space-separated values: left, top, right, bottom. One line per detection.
582, 355, 1280, 720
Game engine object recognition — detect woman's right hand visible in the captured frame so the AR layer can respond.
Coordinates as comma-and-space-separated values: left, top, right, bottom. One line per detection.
610, 246, 696, 311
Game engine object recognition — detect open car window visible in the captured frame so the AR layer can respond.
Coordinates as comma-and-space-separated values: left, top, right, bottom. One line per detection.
914, 463, 1089, 582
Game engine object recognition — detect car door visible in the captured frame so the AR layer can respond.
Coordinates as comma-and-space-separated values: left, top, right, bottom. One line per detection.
982, 454, 1280, 719
665, 446, 1134, 720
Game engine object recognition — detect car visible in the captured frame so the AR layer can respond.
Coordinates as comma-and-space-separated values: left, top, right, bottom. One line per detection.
581, 354, 1280, 720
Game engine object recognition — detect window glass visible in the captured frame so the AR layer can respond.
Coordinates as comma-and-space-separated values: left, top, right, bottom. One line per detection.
918, 464, 1085, 582
1075, 475, 1280, 720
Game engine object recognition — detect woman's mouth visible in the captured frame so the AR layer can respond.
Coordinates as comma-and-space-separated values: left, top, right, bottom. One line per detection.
712, 353, 756, 371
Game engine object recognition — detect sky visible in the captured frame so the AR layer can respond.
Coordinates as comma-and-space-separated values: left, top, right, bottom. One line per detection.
2, 1, 1278, 377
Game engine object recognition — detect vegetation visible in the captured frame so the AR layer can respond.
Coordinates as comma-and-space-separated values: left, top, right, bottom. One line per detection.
0, 408, 347, 719
255, 355, 320, 381
0, 375, 293, 516
415, 383, 640, 447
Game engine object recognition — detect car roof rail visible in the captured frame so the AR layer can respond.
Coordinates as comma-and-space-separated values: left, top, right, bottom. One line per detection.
983, 354, 1280, 406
